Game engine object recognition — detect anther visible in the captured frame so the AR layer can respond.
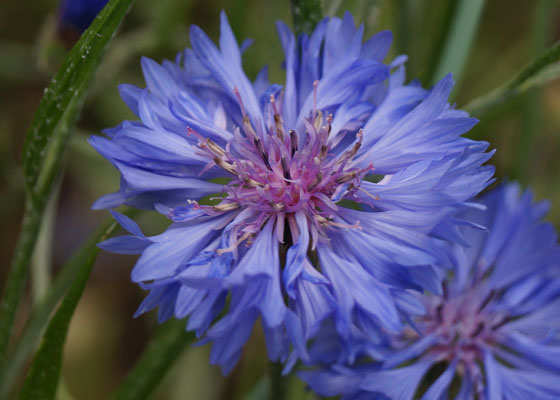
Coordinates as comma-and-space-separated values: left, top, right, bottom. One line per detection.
206, 138, 225, 157
243, 115, 258, 139
281, 156, 291, 180
336, 171, 358, 184
253, 138, 272, 170
326, 114, 333, 135
319, 144, 328, 160
213, 201, 240, 212
290, 130, 298, 155
270, 95, 285, 141
213, 157, 237, 175
308, 171, 323, 190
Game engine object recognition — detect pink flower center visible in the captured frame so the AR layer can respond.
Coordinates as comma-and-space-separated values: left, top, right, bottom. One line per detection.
188, 86, 372, 247
419, 284, 510, 371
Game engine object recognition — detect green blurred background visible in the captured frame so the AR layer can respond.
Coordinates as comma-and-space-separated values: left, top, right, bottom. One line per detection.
1, 0, 560, 398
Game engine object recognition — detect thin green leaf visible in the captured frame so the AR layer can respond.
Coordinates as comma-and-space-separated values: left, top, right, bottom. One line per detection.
429, 0, 486, 89
18, 229, 106, 400
291, 0, 323, 35
421, 0, 459, 85
464, 41, 560, 117
513, 0, 556, 182
269, 362, 288, 400
111, 320, 194, 400
0, 0, 135, 368
22, 0, 133, 192
0, 210, 137, 400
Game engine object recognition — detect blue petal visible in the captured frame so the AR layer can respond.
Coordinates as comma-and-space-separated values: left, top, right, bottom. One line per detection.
484, 351, 503, 400
131, 213, 232, 282
358, 359, 434, 400
98, 235, 150, 254
420, 360, 457, 400
318, 244, 402, 333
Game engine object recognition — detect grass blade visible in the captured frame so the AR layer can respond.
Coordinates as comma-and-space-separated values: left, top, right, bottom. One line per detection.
21, 0, 134, 191
0, 0, 135, 368
429, 0, 486, 89
513, 0, 556, 182
464, 40, 560, 117
111, 320, 194, 400
18, 229, 109, 400
0, 210, 137, 400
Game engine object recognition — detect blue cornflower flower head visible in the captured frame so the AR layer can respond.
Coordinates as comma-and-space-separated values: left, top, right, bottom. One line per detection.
58, 0, 108, 34
92, 11, 494, 373
300, 183, 560, 399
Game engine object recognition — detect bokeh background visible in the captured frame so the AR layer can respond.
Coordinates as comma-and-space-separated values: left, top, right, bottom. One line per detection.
1, 0, 560, 399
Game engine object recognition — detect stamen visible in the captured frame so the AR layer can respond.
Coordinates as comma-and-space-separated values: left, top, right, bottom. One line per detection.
206, 138, 225, 157
312, 80, 319, 116
281, 156, 291, 180
213, 201, 240, 212
355, 186, 380, 201
315, 216, 361, 230
233, 87, 246, 117
326, 113, 333, 137
319, 144, 328, 160
314, 110, 323, 132
243, 115, 258, 139
270, 95, 285, 141
308, 171, 323, 190
290, 130, 298, 155
336, 171, 358, 184
254, 138, 272, 171
216, 231, 253, 255
214, 157, 237, 175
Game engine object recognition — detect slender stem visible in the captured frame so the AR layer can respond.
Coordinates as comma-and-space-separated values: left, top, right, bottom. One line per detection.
463, 40, 560, 117
0, 211, 134, 397
111, 320, 194, 400
269, 362, 287, 400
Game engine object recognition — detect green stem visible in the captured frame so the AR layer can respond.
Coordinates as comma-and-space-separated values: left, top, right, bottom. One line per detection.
31, 187, 59, 304
463, 40, 560, 117
0, 211, 135, 398
291, 0, 323, 35
0, 198, 45, 367
0, 0, 135, 371
111, 320, 194, 400
269, 362, 287, 400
